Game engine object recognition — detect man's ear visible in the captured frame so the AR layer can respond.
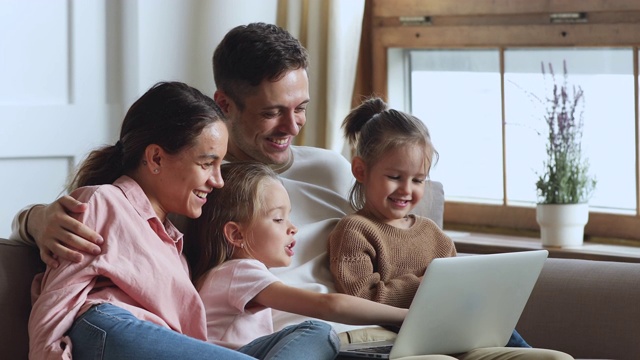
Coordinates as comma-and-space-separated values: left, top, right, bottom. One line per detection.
223, 221, 244, 248
214, 90, 231, 114
351, 156, 367, 183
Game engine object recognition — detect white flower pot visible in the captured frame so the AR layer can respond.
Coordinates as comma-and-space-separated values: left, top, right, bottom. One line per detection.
536, 203, 589, 248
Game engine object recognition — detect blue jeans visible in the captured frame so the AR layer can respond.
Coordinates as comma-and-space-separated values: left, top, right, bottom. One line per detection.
68, 303, 254, 360
238, 320, 340, 360
506, 329, 531, 348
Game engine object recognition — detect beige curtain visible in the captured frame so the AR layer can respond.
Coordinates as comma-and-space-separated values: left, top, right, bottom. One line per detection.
277, 0, 366, 155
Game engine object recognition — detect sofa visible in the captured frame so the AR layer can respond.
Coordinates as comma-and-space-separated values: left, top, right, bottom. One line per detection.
2, 181, 640, 359
517, 257, 640, 359
5, 240, 640, 360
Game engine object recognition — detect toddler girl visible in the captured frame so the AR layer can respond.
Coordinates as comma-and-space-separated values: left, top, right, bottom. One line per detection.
185, 161, 408, 360
328, 97, 560, 356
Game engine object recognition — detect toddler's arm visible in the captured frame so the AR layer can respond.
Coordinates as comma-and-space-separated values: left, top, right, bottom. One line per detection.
254, 282, 407, 327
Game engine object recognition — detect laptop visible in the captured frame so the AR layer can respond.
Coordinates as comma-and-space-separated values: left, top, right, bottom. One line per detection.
339, 250, 549, 359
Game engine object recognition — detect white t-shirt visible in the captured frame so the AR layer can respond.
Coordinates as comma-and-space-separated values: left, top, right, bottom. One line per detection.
270, 146, 359, 333
199, 259, 280, 349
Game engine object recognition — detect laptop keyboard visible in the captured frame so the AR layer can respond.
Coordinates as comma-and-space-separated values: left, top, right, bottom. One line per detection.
356, 345, 393, 354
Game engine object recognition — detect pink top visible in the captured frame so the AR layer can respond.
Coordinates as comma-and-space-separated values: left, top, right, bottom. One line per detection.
199, 259, 280, 349
28, 176, 208, 360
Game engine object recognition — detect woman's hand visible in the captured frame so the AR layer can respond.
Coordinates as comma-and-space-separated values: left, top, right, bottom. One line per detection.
28, 196, 103, 268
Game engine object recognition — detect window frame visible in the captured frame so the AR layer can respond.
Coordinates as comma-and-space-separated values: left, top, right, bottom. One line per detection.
367, 0, 640, 242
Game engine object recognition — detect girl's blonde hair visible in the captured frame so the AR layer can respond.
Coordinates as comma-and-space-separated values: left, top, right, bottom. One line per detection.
342, 97, 438, 211
184, 161, 281, 287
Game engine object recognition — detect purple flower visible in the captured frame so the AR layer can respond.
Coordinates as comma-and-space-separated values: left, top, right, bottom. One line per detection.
536, 60, 596, 204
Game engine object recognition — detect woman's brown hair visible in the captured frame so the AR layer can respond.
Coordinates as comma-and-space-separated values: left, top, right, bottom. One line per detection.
67, 81, 224, 192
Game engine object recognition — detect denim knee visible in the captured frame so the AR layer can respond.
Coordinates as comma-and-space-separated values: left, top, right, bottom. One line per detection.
240, 320, 340, 359
300, 320, 340, 355
300, 320, 340, 356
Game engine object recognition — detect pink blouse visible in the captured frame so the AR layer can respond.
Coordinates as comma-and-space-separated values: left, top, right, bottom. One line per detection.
28, 176, 207, 359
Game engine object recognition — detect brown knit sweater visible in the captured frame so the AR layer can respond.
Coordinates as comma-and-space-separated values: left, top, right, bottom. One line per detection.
328, 210, 457, 309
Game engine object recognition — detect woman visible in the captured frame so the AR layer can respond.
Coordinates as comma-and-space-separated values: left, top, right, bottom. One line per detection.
28, 81, 252, 360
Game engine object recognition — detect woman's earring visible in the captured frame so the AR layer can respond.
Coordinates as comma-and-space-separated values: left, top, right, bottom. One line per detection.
153, 169, 159, 174
240, 243, 244, 249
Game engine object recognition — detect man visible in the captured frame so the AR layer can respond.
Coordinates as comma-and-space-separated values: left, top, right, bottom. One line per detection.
13, 22, 573, 360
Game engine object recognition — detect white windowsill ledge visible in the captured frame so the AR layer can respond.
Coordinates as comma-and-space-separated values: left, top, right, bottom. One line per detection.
446, 230, 640, 263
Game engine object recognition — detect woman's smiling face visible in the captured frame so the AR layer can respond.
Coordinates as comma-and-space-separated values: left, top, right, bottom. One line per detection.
151, 122, 228, 221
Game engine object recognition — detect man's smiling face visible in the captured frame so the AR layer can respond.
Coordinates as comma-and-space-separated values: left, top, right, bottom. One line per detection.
222, 68, 310, 166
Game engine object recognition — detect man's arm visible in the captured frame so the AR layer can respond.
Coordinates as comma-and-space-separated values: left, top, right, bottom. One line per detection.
11, 196, 103, 268
9, 205, 39, 245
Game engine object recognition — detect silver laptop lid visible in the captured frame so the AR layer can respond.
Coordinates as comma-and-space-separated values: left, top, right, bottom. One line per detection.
388, 250, 549, 358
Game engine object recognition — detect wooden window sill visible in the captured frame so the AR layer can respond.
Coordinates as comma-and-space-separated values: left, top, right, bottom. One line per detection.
447, 230, 640, 263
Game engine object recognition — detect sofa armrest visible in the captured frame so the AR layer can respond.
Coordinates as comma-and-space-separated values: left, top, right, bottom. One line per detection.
517, 257, 640, 359
412, 180, 444, 228
0, 238, 44, 359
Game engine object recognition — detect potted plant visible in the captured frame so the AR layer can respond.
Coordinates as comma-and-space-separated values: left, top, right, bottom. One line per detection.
535, 60, 596, 248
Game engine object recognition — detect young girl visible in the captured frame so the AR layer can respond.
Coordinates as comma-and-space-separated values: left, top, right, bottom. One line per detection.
184, 161, 408, 360
327, 97, 572, 358
28, 82, 252, 360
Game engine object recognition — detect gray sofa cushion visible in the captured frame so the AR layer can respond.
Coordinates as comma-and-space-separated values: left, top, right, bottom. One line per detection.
517, 257, 640, 359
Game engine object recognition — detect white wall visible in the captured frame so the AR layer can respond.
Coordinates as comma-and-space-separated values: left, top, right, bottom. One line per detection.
0, 0, 277, 238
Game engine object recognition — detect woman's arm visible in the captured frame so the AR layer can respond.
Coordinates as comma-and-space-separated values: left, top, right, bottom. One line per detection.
253, 282, 407, 327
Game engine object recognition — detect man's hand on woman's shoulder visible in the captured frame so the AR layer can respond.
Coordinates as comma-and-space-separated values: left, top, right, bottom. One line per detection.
27, 196, 103, 268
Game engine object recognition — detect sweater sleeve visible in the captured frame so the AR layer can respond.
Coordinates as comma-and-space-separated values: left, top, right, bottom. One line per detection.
8, 204, 38, 244
328, 218, 419, 308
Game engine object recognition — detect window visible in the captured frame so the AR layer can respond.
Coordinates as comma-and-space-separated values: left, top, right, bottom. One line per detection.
367, 0, 640, 242
403, 48, 636, 213
406, 49, 504, 204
